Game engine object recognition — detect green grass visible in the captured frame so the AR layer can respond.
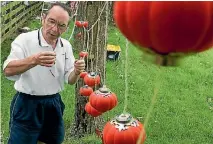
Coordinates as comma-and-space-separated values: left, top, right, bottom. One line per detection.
1, 19, 213, 144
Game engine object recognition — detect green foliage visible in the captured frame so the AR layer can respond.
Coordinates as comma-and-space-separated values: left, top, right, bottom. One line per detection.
1, 19, 213, 144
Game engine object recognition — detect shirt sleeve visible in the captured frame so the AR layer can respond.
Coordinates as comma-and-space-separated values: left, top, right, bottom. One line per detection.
3, 34, 25, 81
64, 43, 75, 83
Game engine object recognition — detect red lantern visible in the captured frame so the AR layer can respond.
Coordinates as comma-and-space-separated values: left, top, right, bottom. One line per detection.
80, 71, 88, 78
103, 113, 146, 144
83, 21, 89, 28
80, 85, 93, 96
84, 72, 101, 87
85, 102, 102, 117
79, 51, 88, 58
75, 21, 83, 27
114, 2, 213, 65
89, 86, 117, 112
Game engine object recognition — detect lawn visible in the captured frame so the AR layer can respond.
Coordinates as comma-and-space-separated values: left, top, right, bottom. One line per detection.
1, 18, 213, 144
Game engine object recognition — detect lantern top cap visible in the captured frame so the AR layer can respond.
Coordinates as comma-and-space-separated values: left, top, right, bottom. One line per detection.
115, 113, 133, 124
89, 72, 98, 77
98, 85, 110, 93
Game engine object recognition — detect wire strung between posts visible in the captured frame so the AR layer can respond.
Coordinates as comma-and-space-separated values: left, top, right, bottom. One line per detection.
85, 28, 90, 53
79, 26, 90, 72
103, 1, 109, 86
86, 1, 108, 74
93, 1, 108, 86
84, 2, 107, 69
73, 1, 107, 74
95, 19, 100, 73
123, 39, 129, 113
88, 2, 108, 73
84, 28, 93, 72
69, 1, 106, 51
87, 28, 93, 73
68, 2, 79, 41
93, 20, 100, 91
137, 67, 162, 144
88, 2, 107, 32
67, 1, 107, 74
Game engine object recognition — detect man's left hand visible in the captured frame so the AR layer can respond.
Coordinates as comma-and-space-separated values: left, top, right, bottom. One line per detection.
74, 59, 85, 75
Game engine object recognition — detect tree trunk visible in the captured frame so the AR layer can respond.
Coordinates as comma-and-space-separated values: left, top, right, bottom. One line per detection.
108, 1, 114, 26
71, 1, 109, 138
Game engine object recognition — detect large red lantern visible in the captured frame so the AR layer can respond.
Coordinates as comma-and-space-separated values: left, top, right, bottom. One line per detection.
89, 86, 117, 113
79, 85, 93, 96
85, 102, 102, 117
84, 72, 101, 87
103, 113, 146, 144
114, 2, 213, 65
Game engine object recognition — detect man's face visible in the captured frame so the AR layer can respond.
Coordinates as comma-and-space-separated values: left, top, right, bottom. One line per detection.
42, 6, 69, 40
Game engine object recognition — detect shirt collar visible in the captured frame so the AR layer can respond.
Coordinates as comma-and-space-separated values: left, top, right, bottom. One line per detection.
38, 28, 64, 47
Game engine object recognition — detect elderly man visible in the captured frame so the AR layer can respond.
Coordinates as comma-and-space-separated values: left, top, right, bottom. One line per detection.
3, 2, 85, 144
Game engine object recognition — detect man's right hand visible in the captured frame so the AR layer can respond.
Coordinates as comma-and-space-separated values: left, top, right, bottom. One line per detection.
4, 51, 56, 77
34, 51, 56, 67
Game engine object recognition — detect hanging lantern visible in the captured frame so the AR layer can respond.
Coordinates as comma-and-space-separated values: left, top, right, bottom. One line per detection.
80, 85, 93, 96
103, 113, 146, 144
83, 21, 89, 28
114, 2, 213, 66
89, 86, 117, 112
84, 72, 101, 87
85, 102, 102, 117
80, 71, 88, 78
79, 51, 88, 58
75, 21, 83, 27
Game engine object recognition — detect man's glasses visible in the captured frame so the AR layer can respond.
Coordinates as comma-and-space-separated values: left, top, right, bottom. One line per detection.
46, 18, 68, 31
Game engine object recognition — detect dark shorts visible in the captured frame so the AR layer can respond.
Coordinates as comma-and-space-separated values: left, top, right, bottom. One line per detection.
8, 92, 65, 144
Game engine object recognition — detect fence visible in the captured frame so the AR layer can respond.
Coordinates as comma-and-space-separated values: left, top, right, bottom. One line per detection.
1, 1, 43, 43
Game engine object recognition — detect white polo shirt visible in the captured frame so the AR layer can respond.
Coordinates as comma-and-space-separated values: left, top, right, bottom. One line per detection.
3, 28, 75, 96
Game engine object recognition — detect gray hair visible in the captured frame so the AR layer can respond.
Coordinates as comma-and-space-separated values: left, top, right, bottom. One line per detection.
45, 2, 71, 17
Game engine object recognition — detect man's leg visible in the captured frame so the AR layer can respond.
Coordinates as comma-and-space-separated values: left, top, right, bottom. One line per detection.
8, 124, 40, 144
8, 92, 43, 144
38, 94, 65, 144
